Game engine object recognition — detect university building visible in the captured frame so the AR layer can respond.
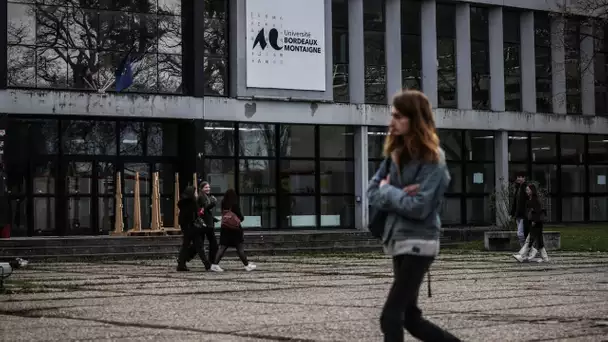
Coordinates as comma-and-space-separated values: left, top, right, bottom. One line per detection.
0, 0, 607, 237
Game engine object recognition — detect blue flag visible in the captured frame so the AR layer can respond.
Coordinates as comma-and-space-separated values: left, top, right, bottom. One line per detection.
115, 54, 133, 92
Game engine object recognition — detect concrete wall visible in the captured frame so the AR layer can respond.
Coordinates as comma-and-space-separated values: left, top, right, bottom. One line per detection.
2, 90, 607, 135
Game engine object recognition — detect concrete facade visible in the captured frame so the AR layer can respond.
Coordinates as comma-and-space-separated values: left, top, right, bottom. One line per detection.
3, 0, 608, 230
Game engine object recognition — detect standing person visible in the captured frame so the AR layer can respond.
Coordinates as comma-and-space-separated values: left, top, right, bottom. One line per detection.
511, 172, 530, 248
185, 181, 219, 263
514, 184, 550, 262
367, 90, 461, 342
176, 186, 211, 272
209, 189, 256, 272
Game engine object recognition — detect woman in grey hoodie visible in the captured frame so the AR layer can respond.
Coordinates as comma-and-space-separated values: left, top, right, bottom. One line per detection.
367, 90, 460, 342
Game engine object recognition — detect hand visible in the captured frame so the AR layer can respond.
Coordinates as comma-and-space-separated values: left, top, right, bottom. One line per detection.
403, 184, 420, 195
380, 175, 390, 187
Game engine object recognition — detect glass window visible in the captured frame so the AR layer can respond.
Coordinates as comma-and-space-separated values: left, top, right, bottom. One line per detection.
321, 196, 354, 228
124, 163, 150, 196
590, 197, 608, 221
508, 133, 529, 162
465, 131, 494, 161
531, 133, 557, 162
595, 25, 608, 116
562, 197, 585, 221
33, 198, 55, 232
119, 122, 144, 156
437, 4, 456, 108
440, 197, 461, 225
63, 120, 117, 155
204, 0, 228, 96
535, 12, 552, 114
364, 0, 386, 104
280, 195, 316, 228
368, 126, 387, 159
588, 135, 608, 163
240, 196, 277, 229
202, 158, 235, 194
438, 130, 462, 161
561, 134, 585, 164
589, 165, 608, 193
531, 164, 558, 193
402, 1, 422, 90
471, 7, 490, 110
320, 161, 354, 194
504, 10, 521, 112
203, 121, 235, 156
280, 160, 316, 194
465, 163, 494, 193
561, 165, 586, 193
28, 119, 59, 155
446, 163, 462, 193
239, 159, 276, 194
466, 197, 492, 224
33, 161, 56, 194
239, 123, 275, 157
565, 19, 582, 114
319, 126, 354, 158
280, 125, 315, 158
332, 0, 349, 102
147, 122, 179, 157
8, 1, 183, 93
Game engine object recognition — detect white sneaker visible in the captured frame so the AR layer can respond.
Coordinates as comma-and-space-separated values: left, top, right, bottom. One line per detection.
513, 245, 530, 262
244, 263, 257, 271
539, 248, 550, 262
210, 264, 224, 272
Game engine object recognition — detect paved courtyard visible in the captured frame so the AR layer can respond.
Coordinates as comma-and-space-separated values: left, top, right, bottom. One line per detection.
1, 251, 607, 342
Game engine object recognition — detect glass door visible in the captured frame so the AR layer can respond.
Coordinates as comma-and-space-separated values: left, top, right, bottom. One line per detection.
64, 161, 93, 235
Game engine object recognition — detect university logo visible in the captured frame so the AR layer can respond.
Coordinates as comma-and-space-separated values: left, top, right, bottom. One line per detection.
252, 28, 283, 51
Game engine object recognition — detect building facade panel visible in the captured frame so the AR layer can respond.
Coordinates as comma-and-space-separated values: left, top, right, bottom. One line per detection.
2, 0, 608, 237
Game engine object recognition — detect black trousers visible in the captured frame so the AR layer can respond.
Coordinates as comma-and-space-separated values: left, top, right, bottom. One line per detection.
527, 221, 544, 249
185, 228, 218, 264
178, 228, 210, 269
381, 254, 461, 342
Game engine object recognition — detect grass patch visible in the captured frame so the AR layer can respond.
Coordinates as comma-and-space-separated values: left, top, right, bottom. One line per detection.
549, 225, 608, 252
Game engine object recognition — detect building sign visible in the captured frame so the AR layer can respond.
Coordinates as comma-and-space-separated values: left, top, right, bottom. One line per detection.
246, 0, 326, 91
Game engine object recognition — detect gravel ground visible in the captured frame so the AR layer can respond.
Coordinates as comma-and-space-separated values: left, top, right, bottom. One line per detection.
1, 251, 607, 341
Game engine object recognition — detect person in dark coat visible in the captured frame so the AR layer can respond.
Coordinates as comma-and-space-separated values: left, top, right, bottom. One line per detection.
514, 184, 550, 263
176, 186, 211, 272
209, 188, 256, 272
510, 172, 530, 246
185, 181, 219, 263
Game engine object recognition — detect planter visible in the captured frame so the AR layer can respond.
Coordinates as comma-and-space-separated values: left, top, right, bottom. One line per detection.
484, 231, 561, 251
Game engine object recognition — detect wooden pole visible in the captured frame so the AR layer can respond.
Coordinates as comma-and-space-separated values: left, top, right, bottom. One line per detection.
173, 172, 179, 230
112, 172, 124, 235
193, 173, 198, 192
156, 172, 162, 228
132, 172, 141, 232
150, 172, 160, 231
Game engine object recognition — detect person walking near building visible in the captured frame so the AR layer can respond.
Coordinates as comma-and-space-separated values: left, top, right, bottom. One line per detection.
209, 189, 256, 272
367, 89, 461, 342
176, 186, 211, 272
185, 181, 219, 263
514, 184, 550, 263
511, 172, 530, 247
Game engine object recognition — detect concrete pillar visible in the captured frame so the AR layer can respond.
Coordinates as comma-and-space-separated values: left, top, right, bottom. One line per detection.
520, 11, 537, 113
455, 2, 472, 110
385, 0, 402, 102
348, 0, 365, 104
494, 130, 509, 226
551, 16, 567, 114
420, 0, 438, 107
489, 7, 505, 112
581, 23, 595, 115
354, 126, 369, 230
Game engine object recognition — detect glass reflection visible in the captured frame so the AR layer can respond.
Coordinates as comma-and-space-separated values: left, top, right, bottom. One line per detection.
280, 125, 315, 158
239, 160, 276, 194
147, 122, 178, 156
120, 122, 144, 156
203, 159, 235, 194
239, 124, 275, 157
471, 7, 490, 110
7, 1, 183, 93
320, 161, 354, 194
280, 160, 316, 194
320, 196, 354, 228
561, 134, 585, 164
465, 131, 494, 161
33, 197, 55, 232
561, 165, 586, 193
204, 0, 228, 96
67, 197, 91, 234
319, 126, 354, 158
531, 133, 557, 162
203, 122, 235, 156
240, 196, 277, 229
66, 162, 92, 195
281, 196, 316, 228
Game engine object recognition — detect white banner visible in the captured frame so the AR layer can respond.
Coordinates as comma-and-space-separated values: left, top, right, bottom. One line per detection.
246, 0, 326, 91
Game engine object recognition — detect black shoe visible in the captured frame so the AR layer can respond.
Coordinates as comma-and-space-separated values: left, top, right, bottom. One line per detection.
176, 265, 190, 272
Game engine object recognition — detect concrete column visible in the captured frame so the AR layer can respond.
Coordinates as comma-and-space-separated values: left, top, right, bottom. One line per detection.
489, 7, 505, 112
520, 11, 537, 113
455, 3, 472, 110
354, 126, 369, 230
581, 23, 595, 115
420, 0, 438, 107
494, 130, 509, 226
551, 16, 567, 114
385, 0, 402, 102
348, 0, 365, 104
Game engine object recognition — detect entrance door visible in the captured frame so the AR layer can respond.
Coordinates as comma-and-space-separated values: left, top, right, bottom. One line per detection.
59, 159, 116, 235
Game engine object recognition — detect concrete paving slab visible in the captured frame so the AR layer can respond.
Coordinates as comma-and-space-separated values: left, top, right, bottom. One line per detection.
1, 251, 607, 341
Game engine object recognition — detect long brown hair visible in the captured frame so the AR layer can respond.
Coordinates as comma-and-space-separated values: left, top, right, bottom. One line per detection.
383, 90, 440, 164
221, 188, 238, 210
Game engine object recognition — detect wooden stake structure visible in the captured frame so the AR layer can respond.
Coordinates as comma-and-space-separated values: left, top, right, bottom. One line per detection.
131, 172, 142, 232
150, 172, 161, 231
111, 172, 125, 235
